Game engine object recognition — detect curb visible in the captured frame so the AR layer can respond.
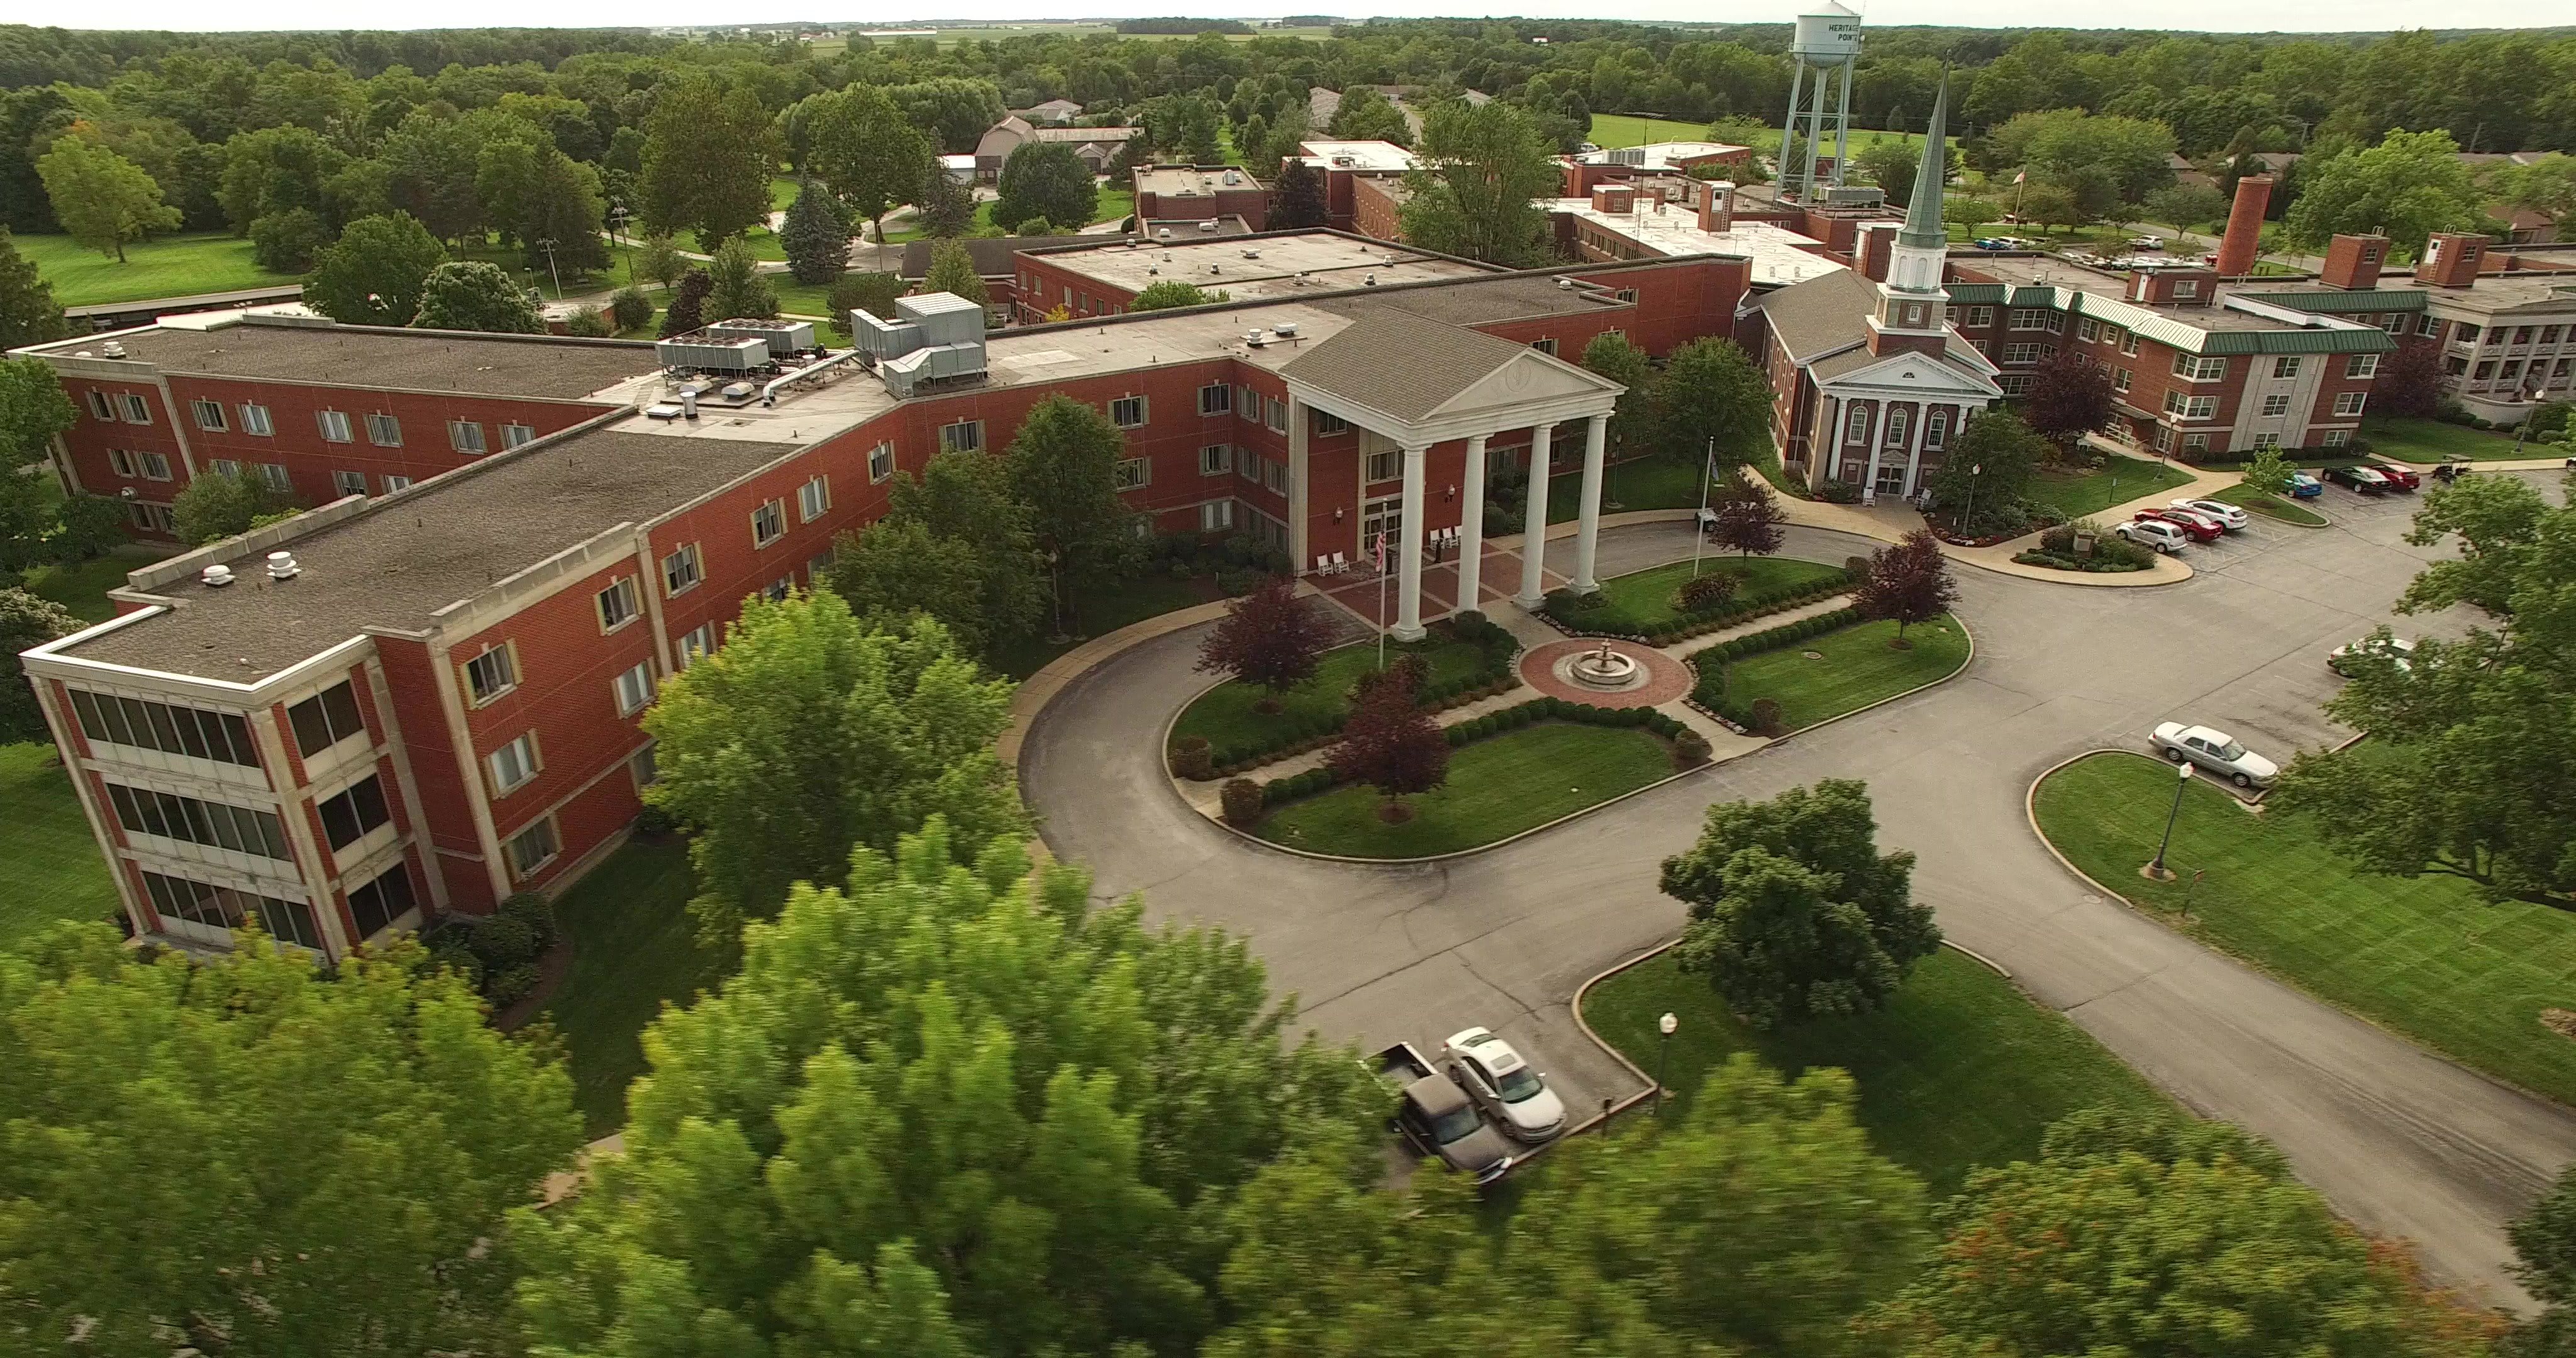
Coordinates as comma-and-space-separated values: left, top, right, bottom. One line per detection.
1735, 612, 1977, 745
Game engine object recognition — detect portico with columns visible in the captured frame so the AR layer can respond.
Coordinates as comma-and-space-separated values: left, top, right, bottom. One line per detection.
1282, 310, 1624, 640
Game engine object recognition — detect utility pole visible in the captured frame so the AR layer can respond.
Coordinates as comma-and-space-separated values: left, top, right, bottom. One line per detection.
536, 238, 564, 299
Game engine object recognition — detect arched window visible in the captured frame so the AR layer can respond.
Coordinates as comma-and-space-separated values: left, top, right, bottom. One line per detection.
1885, 406, 1910, 446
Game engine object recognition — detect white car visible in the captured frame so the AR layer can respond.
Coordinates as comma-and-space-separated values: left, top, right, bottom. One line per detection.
2169, 497, 2248, 531
2129, 235, 2165, 250
1442, 1028, 1566, 1142
2150, 722, 2279, 788
2114, 519, 2190, 553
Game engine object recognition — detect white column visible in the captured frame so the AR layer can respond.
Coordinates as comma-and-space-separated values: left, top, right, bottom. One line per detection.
1901, 404, 1935, 498
1287, 397, 1312, 572
1457, 433, 1488, 613
1393, 444, 1429, 641
1516, 422, 1555, 608
1860, 400, 1887, 502
1572, 413, 1609, 592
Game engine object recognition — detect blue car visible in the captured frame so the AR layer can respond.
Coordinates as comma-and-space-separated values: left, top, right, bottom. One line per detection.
2288, 472, 2324, 499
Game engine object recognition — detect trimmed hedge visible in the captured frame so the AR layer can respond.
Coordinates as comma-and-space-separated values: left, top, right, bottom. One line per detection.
1202, 617, 1524, 775
1260, 696, 1694, 807
1684, 607, 1861, 722
1541, 566, 1859, 645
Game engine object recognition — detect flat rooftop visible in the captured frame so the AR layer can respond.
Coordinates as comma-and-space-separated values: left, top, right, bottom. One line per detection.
1133, 165, 1265, 197
1955, 257, 2328, 332
1551, 199, 1847, 289
1577, 140, 1750, 168
1298, 139, 1418, 173
69, 428, 800, 682
31, 313, 658, 401
1028, 231, 1491, 301
2420, 273, 2576, 316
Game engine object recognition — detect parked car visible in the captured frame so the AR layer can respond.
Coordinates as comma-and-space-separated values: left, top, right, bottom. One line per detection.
2168, 497, 2249, 531
1374, 1042, 1514, 1184
2365, 461, 2421, 491
1442, 1028, 1567, 1142
2150, 722, 2279, 788
2323, 465, 2391, 494
2329, 634, 2417, 676
2287, 472, 2324, 499
2136, 507, 2224, 543
2128, 235, 2165, 250
1972, 237, 2013, 250
2114, 519, 2192, 553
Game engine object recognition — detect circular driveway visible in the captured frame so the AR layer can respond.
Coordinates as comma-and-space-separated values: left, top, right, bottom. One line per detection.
1019, 490, 2576, 1304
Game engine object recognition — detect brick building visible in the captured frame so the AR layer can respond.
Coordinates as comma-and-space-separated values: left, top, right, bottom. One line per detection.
1131, 165, 1271, 233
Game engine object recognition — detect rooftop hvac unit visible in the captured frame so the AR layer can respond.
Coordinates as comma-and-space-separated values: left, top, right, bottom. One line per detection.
1272, 321, 1298, 337
1157, 228, 1174, 240
656, 334, 772, 374
1222, 170, 1243, 185
1331, 155, 1355, 167
706, 317, 816, 356
1609, 146, 1646, 167
854, 292, 989, 398
1198, 219, 1218, 231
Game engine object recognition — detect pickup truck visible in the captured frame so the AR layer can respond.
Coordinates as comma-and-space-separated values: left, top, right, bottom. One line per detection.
1374, 1041, 1515, 1185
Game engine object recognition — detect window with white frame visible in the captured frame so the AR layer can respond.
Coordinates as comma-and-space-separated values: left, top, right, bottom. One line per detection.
613, 660, 654, 715
630, 743, 658, 789
1845, 405, 1868, 442
2002, 343, 2044, 365
2418, 313, 2441, 338
1265, 397, 1287, 433
2077, 318, 2099, 343
857, 441, 891, 482
2333, 391, 2367, 417
1530, 338, 1557, 355
1265, 460, 1286, 494
1199, 444, 1230, 476
238, 402, 274, 436
449, 420, 487, 454
807, 549, 834, 582
502, 422, 535, 449
506, 817, 559, 878
287, 681, 365, 758
190, 398, 226, 431
2272, 356, 2302, 378
2183, 433, 2209, 453
487, 732, 540, 794
1199, 500, 1235, 532
752, 499, 786, 547
382, 474, 411, 493
2101, 326, 2126, 350
764, 575, 793, 601
1110, 395, 1147, 428
120, 392, 152, 423
141, 870, 324, 950
67, 690, 258, 765
1314, 409, 1349, 436
2345, 353, 2380, 378
2323, 429, 2350, 447
333, 470, 367, 497
798, 474, 830, 522
677, 622, 716, 668
2171, 353, 2226, 382
2259, 394, 2290, 417
939, 420, 982, 453
1237, 384, 1259, 421
2252, 431, 2281, 449
463, 644, 518, 704
2112, 368, 2133, 392
1964, 306, 1994, 327
2173, 280, 2200, 298
106, 781, 291, 859
597, 577, 640, 632
1112, 456, 1150, 491
2382, 313, 2405, 334
1996, 374, 2033, 396
662, 543, 702, 595
1365, 448, 1401, 482
1198, 383, 1231, 416
209, 458, 240, 478
2162, 391, 2218, 420
86, 390, 116, 421
258, 462, 292, 492
2009, 308, 2050, 331
1924, 409, 1950, 450
317, 409, 353, 443
365, 412, 402, 447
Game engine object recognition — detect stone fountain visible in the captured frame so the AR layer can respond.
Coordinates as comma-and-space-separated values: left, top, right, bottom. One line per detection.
1566, 639, 1642, 690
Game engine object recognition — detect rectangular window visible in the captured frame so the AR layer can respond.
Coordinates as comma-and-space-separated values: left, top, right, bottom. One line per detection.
2171, 353, 2226, 382
287, 680, 365, 758
107, 448, 135, 477
2174, 280, 2200, 299
1200, 444, 1230, 477
332, 470, 367, 497
2383, 312, 2406, 334
797, 475, 830, 522
2002, 343, 2043, 365
487, 733, 540, 795
2273, 356, 2302, 378
631, 744, 658, 789
507, 818, 560, 879
190, 398, 226, 431
1366, 448, 1401, 482
67, 690, 260, 766
1112, 456, 1150, 491
365, 413, 402, 448
2345, 353, 2380, 379
2121, 331, 2141, 356
2323, 429, 2350, 448
808, 549, 834, 581
317, 409, 353, 443
1110, 395, 1147, 429
258, 463, 292, 492
2334, 391, 2368, 417
1199, 499, 1235, 532
1266, 460, 1286, 495
1314, 409, 1350, 436
1197, 383, 1232, 417
141, 871, 323, 951
1237, 445, 1260, 482
2184, 433, 2210, 453
2077, 318, 2099, 343
752, 499, 786, 547
87, 390, 116, 421
1530, 338, 1558, 355
938, 420, 983, 453
657, 543, 700, 597
2260, 394, 2290, 417
463, 645, 517, 705
868, 442, 894, 482
449, 420, 487, 454
2010, 309, 2050, 331
2458, 323, 2482, 343
316, 774, 391, 850
128, 502, 175, 534
2112, 368, 2133, 392
1996, 375, 2033, 397
107, 781, 292, 859
346, 864, 418, 942
121, 392, 152, 423
1237, 385, 1259, 422
597, 577, 640, 632
613, 660, 655, 715
763, 576, 792, 602
209, 458, 241, 478
237, 402, 273, 436
2251, 431, 2282, 449
2418, 313, 2441, 338
382, 474, 411, 493
677, 622, 716, 668
502, 423, 536, 450
1964, 306, 1994, 327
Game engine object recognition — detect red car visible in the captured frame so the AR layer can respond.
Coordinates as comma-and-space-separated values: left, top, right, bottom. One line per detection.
2136, 507, 2224, 542
2367, 461, 2421, 490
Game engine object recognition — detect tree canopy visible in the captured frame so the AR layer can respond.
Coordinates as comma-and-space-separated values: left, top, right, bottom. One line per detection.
0, 586, 81, 742
830, 448, 1047, 661
2284, 128, 2484, 255
1396, 100, 1557, 268
303, 210, 446, 324
1130, 279, 1228, 312
808, 84, 932, 245
36, 135, 179, 262
1006, 394, 1142, 624
411, 258, 542, 333
996, 141, 1099, 235
638, 74, 778, 246
1655, 336, 1775, 470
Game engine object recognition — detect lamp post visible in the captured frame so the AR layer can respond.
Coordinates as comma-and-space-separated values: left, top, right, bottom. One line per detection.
1958, 462, 1982, 536
1654, 1011, 1678, 1117
2149, 759, 2192, 880
1690, 436, 1715, 579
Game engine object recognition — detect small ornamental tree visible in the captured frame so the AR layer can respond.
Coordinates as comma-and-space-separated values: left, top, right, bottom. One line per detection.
1853, 530, 1958, 648
633, 233, 684, 290
171, 467, 291, 546
1707, 473, 1787, 560
1327, 664, 1449, 822
1197, 574, 1333, 712
2240, 445, 2294, 499
658, 267, 711, 337
705, 236, 778, 321
608, 284, 653, 333
924, 238, 989, 306
2021, 349, 2116, 461
2377, 340, 2445, 419
411, 260, 542, 334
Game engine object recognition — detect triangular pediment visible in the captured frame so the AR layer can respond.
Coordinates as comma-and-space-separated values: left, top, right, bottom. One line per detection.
1431, 348, 1624, 419
1818, 348, 2002, 398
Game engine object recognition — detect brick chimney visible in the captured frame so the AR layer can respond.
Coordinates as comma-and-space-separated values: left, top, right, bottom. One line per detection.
2214, 174, 2273, 278
2319, 233, 2389, 290
1696, 180, 1735, 234
2416, 232, 2489, 289
1860, 223, 1897, 283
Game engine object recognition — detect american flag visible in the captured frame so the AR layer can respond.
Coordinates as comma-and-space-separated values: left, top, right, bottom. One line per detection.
1373, 531, 1387, 571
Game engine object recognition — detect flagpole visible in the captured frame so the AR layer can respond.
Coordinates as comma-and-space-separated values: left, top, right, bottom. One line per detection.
1692, 436, 1714, 578
1375, 529, 1389, 670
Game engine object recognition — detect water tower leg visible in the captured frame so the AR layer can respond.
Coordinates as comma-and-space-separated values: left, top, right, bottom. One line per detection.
1832, 60, 1854, 189
1778, 62, 1807, 200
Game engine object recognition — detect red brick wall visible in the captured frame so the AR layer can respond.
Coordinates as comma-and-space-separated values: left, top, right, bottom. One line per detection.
53, 377, 191, 522
1352, 178, 1405, 243
370, 634, 494, 914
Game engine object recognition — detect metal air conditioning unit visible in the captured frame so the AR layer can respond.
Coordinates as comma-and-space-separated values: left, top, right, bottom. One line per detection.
853, 292, 989, 398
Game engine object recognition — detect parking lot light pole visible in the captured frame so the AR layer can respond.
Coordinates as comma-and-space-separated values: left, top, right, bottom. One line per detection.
2150, 760, 2193, 880
1655, 1012, 1679, 1117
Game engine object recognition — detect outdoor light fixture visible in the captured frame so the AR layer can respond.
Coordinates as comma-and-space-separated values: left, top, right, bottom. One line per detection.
1655, 1012, 1679, 1116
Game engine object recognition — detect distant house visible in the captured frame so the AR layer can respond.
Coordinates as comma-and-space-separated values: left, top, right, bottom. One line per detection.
974, 115, 1143, 180
1013, 98, 1084, 125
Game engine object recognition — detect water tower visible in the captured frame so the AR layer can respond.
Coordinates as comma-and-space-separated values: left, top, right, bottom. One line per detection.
1777, 0, 1861, 203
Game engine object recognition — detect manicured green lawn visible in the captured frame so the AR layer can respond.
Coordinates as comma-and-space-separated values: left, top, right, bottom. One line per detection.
1592, 114, 1912, 161
1091, 189, 1135, 226
1718, 615, 1968, 731
0, 742, 121, 951
2211, 482, 2328, 526
770, 176, 802, 212
1589, 555, 1845, 631
2033, 751, 2576, 1108
537, 836, 733, 1135
2021, 455, 2196, 521
17, 548, 161, 623
988, 571, 1222, 680
1543, 453, 1713, 522
769, 278, 838, 319
672, 225, 789, 262
1172, 633, 1491, 752
1584, 948, 2170, 1196
2362, 416, 2524, 464
1255, 722, 1675, 858
20, 230, 300, 307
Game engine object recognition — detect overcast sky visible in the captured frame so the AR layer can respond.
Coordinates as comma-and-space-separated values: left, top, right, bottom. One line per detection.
44, 0, 2531, 37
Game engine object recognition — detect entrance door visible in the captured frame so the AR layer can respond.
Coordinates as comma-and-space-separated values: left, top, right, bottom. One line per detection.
1360, 494, 1404, 566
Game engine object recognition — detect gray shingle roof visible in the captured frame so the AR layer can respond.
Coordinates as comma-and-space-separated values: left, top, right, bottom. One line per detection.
1753, 270, 1878, 363
1281, 308, 1541, 422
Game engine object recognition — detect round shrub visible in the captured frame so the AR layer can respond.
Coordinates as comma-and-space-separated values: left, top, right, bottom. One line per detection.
635, 803, 679, 839
427, 944, 484, 988
486, 964, 541, 1008
1674, 731, 1712, 766
1675, 571, 1741, 613
1220, 778, 1264, 827
1845, 556, 1870, 575
1748, 697, 1786, 738
468, 913, 539, 970
1171, 736, 1215, 781
499, 892, 557, 950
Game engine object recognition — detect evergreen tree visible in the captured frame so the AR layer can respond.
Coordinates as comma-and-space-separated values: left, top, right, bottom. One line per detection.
704, 235, 779, 321
1326, 86, 1411, 146
1270, 158, 1328, 229
304, 211, 446, 324
916, 162, 977, 238
411, 260, 542, 334
1006, 394, 1143, 630
780, 179, 850, 285
658, 267, 711, 337
0, 229, 67, 350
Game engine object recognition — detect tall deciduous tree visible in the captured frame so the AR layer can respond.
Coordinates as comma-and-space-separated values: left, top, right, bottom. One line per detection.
1, 924, 582, 1357
36, 136, 180, 263
641, 596, 1027, 940
1006, 393, 1141, 628
1397, 101, 1557, 267
1580, 331, 1657, 458
995, 141, 1098, 235
1198, 575, 1334, 709
171, 466, 293, 546
1853, 529, 1959, 644
0, 355, 77, 472
638, 75, 779, 247
889, 77, 1007, 154
779, 179, 850, 286
303, 211, 446, 324
1655, 336, 1775, 470
1708, 473, 1787, 559
216, 125, 347, 235
1924, 409, 2047, 533
0, 229, 66, 350
924, 238, 990, 306
1, 587, 80, 741
831, 448, 1046, 659
704, 235, 778, 321
2284, 128, 2484, 255
1270, 158, 1328, 229
1326, 667, 1448, 817
411, 260, 542, 334
1325, 86, 1411, 146
2021, 348, 2117, 457
513, 820, 1385, 1358
808, 84, 932, 246
2377, 340, 2446, 419
1661, 779, 1937, 1029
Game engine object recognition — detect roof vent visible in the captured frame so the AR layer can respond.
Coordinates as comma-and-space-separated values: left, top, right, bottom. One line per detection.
1222, 170, 1243, 185
1246, 329, 1267, 346
1158, 229, 1174, 241
1365, 272, 1378, 286
1241, 248, 1261, 259
1210, 264, 1222, 275
201, 563, 235, 588
265, 550, 300, 581
1148, 266, 1159, 275
1198, 219, 1218, 231
101, 340, 126, 358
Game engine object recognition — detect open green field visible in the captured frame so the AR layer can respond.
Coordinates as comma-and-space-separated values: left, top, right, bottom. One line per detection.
2022, 455, 2197, 521
538, 836, 733, 1135
2363, 416, 2526, 464
2034, 751, 2576, 1108
1602, 114, 1916, 160
2211, 482, 2329, 526
1716, 614, 1968, 731
1589, 555, 1845, 631
1255, 721, 1674, 858
1173, 632, 1490, 753
1585, 947, 2170, 1196
0, 743, 121, 951
21, 230, 298, 308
